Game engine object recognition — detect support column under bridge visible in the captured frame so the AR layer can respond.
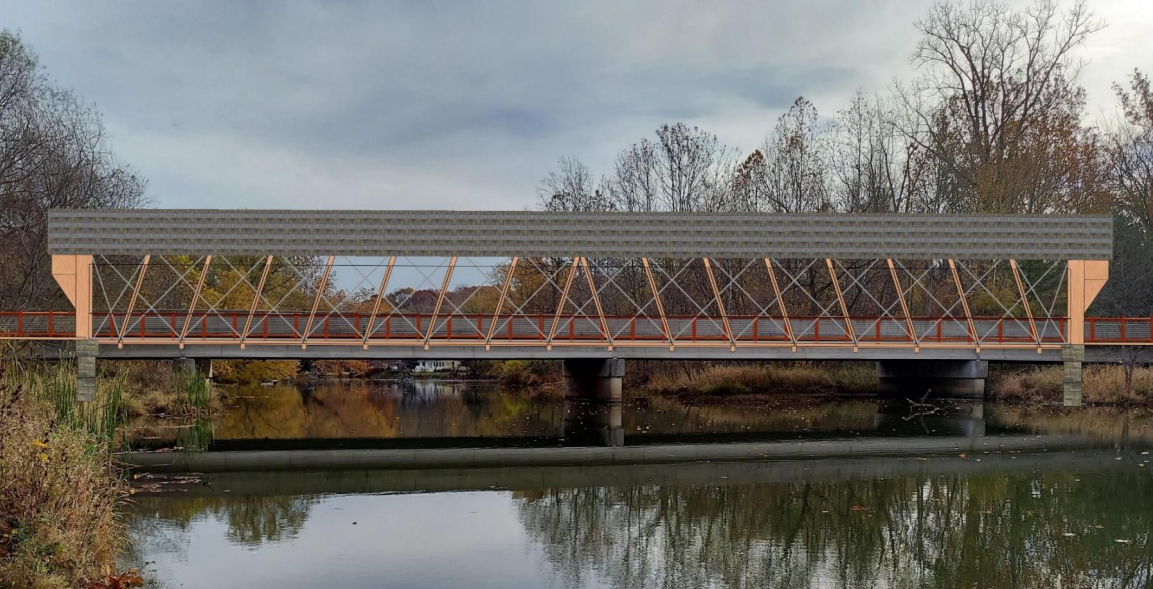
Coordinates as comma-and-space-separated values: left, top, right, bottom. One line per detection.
562, 359, 624, 402
876, 360, 988, 399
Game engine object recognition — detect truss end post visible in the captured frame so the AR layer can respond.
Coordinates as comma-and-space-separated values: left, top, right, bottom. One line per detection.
729, 345, 736, 352
240, 343, 246, 350
668, 345, 675, 352
791, 345, 797, 353
485, 344, 491, 351
546, 344, 553, 351
852, 346, 858, 353
607, 345, 614, 352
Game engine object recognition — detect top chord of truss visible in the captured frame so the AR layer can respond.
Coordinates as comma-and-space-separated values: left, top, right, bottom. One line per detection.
47, 209, 1113, 260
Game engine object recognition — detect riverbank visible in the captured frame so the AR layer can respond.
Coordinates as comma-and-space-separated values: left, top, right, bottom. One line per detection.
0, 362, 131, 588
634, 361, 1153, 407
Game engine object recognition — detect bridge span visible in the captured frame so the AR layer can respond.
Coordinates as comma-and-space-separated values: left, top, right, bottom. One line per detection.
5, 208, 1141, 405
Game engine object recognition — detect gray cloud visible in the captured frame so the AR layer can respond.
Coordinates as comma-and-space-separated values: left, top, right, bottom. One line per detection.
3, 0, 1151, 210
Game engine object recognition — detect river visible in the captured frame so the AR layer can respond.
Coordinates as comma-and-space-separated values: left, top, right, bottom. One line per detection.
120, 379, 1153, 588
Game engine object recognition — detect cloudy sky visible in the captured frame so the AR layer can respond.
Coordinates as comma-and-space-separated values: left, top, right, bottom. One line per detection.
4, 0, 1152, 211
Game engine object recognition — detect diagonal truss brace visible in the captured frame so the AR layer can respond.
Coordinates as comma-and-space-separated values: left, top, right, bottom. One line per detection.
118, 255, 150, 348
546, 257, 580, 350
484, 257, 518, 350
580, 257, 614, 351
239, 256, 274, 350
886, 259, 919, 352
643, 258, 674, 351
423, 256, 458, 349
948, 259, 979, 352
178, 256, 212, 349
301, 256, 336, 349
702, 258, 736, 352
765, 258, 797, 352
361, 256, 397, 349
825, 258, 858, 351
1009, 259, 1043, 353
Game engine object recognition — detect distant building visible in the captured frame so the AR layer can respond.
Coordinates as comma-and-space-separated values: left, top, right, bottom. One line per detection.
409, 360, 464, 373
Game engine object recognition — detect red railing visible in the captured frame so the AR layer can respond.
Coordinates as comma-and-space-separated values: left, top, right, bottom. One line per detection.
4, 310, 1153, 345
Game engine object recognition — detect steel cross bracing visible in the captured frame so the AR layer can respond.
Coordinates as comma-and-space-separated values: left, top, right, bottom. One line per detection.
11, 253, 1132, 350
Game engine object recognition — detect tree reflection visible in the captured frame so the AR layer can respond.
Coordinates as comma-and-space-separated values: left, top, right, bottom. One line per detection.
515, 468, 1153, 588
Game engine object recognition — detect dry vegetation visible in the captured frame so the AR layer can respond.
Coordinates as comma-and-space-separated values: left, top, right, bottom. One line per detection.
0, 362, 131, 588
988, 364, 1153, 406
643, 362, 878, 402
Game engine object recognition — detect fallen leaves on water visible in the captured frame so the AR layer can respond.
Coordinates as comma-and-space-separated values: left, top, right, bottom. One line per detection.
959, 453, 967, 459
850, 505, 869, 512
1115, 539, 1133, 544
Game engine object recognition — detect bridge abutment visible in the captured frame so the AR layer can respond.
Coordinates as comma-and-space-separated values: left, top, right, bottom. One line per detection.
876, 360, 987, 399
1062, 345, 1084, 407
562, 358, 624, 402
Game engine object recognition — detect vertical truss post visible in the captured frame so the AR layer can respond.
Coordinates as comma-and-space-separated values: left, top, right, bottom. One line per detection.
764, 258, 796, 352
1009, 259, 1042, 353
178, 256, 212, 349
240, 256, 274, 350
580, 257, 613, 351
825, 259, 858, 351
117, 255, 150, 348
423, 256, 458, 349
484, 257, 518, 350
361, 256, 397, 349
948, 259, 979, 352
301, 256, 336, 349
546, 257, 579, 351
886, 259, 918, 352
702, 258, 736, 352
642, 258, 674, 352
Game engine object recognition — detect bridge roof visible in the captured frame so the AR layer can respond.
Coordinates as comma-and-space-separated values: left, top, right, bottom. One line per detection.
47, 209, 1113, 260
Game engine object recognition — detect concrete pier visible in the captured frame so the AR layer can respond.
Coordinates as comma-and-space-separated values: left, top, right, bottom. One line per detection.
76, 339, 98, 402
1062, 345, 1084, 407
174, 358, 214, 379
876, 360, 988, 399
562, 358, 624, 402
562, 399, 624, 447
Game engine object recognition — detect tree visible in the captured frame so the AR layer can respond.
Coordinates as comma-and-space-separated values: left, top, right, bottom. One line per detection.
605, 123, 735, 213
0, 31, 146, 311
1109, 69, 1153, 235
759, 97, 830, 213
895, 0, 1106, 213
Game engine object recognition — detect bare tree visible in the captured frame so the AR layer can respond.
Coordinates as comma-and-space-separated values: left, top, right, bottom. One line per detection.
606, 123, 735, 213
895, 0, 1106, 213
828, 91, 933, 213
758, 97, 829, 213
1109, 69, 1153, 235
0, 31, 147, 311
537, 156, 610, 212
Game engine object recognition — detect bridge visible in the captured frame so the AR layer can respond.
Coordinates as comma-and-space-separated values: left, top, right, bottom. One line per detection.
2, 209, 1143, 405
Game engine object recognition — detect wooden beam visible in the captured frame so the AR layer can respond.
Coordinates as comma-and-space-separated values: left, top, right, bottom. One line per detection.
642, 258, 674, 351
887, 259, 919, 352
948, 259, 980, 352
178, 256, 212, 349
546, 257, 579, 350
1009, 259, 1042, 353
702, 258, 736, 351
361, 256, 397, 349
52, 255, 94, 339
423, 256, 457, 349
240, 256, 274, 350
484, 257, 518, 350
301, 256, 335, 349
765, 258, 796, 352
117, 255, 150, 348
825, 259, 858, 351
580, 257, 614, 351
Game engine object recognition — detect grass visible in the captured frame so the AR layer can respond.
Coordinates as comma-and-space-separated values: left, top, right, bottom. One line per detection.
114, 360, 219, 418
0, 358, 131, 588
988, 364, 1153, 406
644, 362, 879, 401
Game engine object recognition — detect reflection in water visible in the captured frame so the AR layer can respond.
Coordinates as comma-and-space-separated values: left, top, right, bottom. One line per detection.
127, 455, 1153, 589
123, 379, 1153, 452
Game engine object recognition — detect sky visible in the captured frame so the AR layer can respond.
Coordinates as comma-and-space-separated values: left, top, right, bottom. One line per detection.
3, 0, 1152, 212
